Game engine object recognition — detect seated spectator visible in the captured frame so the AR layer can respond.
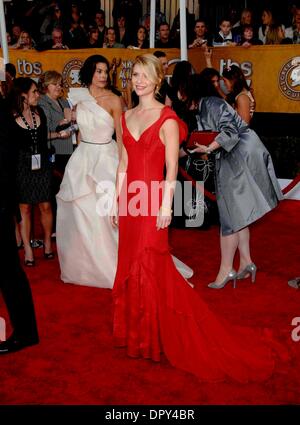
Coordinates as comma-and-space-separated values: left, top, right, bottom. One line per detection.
213, 18, 236, 46
189, 19, 212, 48
239, 24, 263, 47
265, 24, 287, 44
170, 7, 195, 46
10, 24, 22, 45
6, 32, 12, 47
155, 22, 177, 48
232, 8, 255, 43
285, 6, 300, 44
5, 63, 16, 81
85, 27, 101, 48
258, 8, 285, 44
93, 9, 107, 47
36, 28, 69, 51
39, 3, 65, 43
67, 9, 87, 48
114, 15, 133, 47
103, 27, 125, 48
127, 26, 149, 49
141, 8, 166, 40
11, 31, 35, 50
112, 0, 142, 36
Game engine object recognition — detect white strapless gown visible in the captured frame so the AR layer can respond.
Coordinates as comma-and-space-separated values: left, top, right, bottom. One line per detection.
56, 88, 193, 288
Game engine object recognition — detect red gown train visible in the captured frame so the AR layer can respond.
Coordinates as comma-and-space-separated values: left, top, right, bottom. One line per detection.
112, 106, 285, 383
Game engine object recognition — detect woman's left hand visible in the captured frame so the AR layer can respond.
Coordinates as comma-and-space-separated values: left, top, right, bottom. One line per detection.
188, 143, 208, 154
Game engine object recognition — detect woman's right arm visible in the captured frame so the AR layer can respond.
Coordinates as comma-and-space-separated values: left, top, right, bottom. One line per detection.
111, 116, 128, 227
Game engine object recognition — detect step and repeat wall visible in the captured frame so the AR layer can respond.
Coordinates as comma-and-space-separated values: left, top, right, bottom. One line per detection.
3, 45, 300, 113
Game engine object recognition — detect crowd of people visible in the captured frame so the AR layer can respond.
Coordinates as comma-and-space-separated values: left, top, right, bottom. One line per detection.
0, 46, 291, 380
2, 1, 300, 51
0, 0, 298, 383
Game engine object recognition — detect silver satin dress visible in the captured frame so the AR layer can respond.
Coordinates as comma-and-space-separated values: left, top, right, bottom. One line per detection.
198, 97, 283, 235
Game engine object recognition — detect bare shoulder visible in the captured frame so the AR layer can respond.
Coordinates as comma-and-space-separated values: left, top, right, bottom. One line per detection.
109, 92, 122, 106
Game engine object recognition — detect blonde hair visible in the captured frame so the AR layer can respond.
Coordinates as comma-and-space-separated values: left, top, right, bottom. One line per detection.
38, 70, 62, 94
132, 54, 164, 94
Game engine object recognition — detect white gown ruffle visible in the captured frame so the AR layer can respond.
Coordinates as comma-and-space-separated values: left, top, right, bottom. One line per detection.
56, 88, 193, 288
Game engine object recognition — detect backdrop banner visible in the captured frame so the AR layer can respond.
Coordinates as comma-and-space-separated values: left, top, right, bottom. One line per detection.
2, 45, 300, 113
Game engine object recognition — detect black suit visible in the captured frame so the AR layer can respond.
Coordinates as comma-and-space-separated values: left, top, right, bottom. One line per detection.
0, 99, 39, 344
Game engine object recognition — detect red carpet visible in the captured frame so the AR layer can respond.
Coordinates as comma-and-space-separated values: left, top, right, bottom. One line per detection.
0, 200, 299, 405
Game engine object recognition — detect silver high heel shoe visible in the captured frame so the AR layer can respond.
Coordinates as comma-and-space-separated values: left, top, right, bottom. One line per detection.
208, 270, 237, 289
236, 263, 257, 283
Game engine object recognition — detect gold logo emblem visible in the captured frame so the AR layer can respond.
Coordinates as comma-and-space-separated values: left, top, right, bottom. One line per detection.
279, 57, 300, 100
62, 59, 83, 88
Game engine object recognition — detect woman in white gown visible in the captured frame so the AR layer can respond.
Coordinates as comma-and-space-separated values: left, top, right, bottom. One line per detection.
56, 55, 192, 288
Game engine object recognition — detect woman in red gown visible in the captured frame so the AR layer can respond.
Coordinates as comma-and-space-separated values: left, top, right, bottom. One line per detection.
111, 54, 286, 383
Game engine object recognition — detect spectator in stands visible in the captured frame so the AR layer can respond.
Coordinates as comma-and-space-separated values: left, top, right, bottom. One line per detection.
232, 8, 255, 43
67, 8, 87, 48
258, 8, 285, 44
239, 24, 263, 47
170, 8, 195, 47
10, 24, 22, 45
103, 27, 125, 48
265, 24, 288, 44
222, 65, 255, 124
93, 9, 107, 47
11, 31, 35, 50
189, 19, 212, 48
285, 6, 300, 43
5, 63, 16, 81
36, 28, 69, 51
155, 22, 176, 48
39, 2, 65, 43
85, 27, 101, 48
213, 17, 236, 46
141, 6, 166, 41
127, 26, 149, 49
6, 32, 12, 47
112, 0, 142, 37
114, 15, 132, 47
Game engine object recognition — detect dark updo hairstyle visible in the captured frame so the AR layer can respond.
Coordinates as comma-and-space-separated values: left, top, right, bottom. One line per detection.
186, 71, 221, 108
222, 64, 249, 106
9, 77, 38, 116
79, 54, 111, 88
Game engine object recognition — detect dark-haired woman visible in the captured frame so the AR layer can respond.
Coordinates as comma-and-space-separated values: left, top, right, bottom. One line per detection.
56, 55, 122, 288
9, 77, 54, 266
187, 73, 282, 288
222, 65, 255, 124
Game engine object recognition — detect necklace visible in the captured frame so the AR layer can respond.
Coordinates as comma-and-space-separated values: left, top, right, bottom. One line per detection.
20, 110, 39, 154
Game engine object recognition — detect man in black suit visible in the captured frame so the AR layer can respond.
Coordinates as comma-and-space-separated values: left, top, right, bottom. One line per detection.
0, 96, 39, 354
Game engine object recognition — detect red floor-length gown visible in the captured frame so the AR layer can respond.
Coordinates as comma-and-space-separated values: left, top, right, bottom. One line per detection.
112, 106, 284, 383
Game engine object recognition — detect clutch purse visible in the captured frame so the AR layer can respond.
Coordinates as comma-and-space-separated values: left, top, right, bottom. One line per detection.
187, 131, 219, 149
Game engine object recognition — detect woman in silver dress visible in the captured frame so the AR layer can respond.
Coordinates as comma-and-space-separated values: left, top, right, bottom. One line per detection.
188, 73, 283, 288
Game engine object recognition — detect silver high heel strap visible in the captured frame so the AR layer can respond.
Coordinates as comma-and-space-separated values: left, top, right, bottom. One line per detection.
81, 140, 112, 145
